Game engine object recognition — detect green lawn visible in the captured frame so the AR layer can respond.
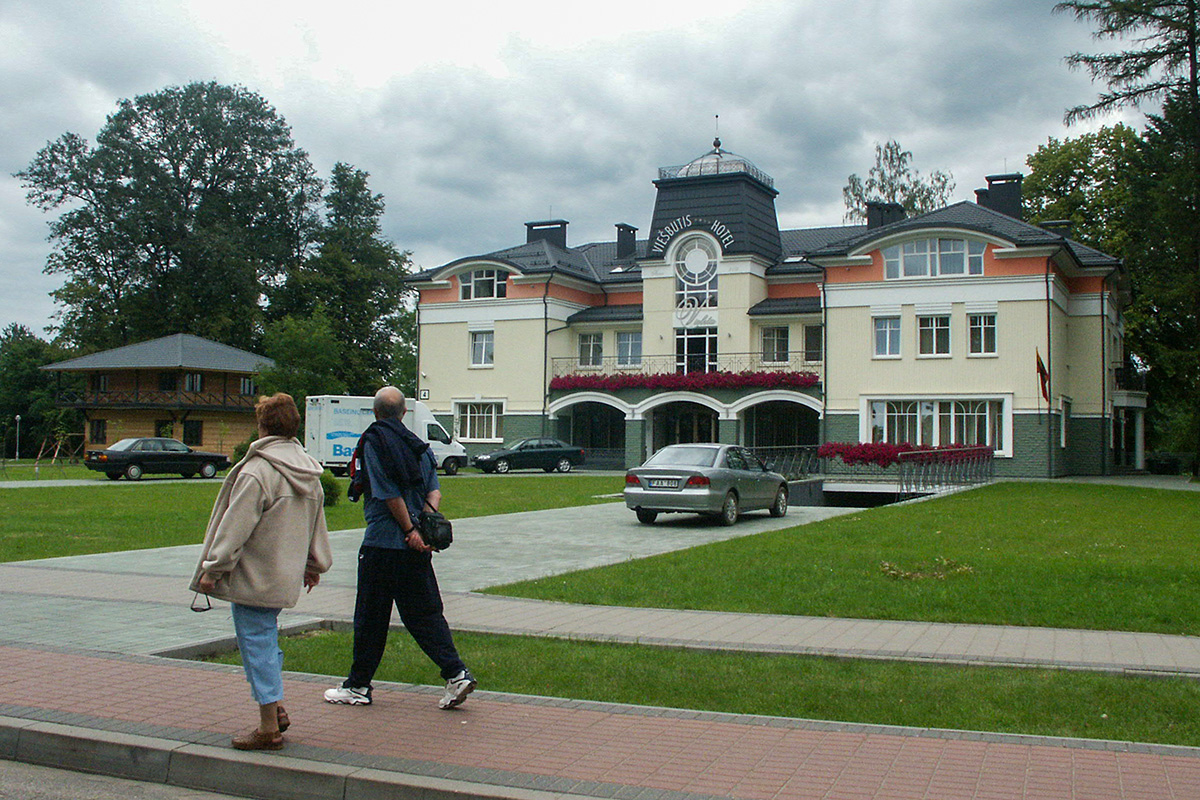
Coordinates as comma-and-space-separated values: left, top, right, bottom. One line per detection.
0, 474, 623, 562
0, 462, 103, 481
209, 628, 1200, 747
488, 481, 1200, 635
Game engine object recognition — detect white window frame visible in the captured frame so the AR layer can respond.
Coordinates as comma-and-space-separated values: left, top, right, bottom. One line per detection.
864, 395, 1011, 456
917, 315, 951, 357
469, 330, 494, 367
616, 331, 642, 367
884, 238, 986, 279
184, 372, 204, 392
578, 333, 603, 368
968, 313, 997, 356
761, 326, 789, 364
874, 317, 901, 358
675, 326, 718, 373
803, 324, 823, 363
455, 401, 503, 442
459, 269, 509, 300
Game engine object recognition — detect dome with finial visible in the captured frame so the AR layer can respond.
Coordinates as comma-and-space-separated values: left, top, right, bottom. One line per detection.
659, 140, 774, 188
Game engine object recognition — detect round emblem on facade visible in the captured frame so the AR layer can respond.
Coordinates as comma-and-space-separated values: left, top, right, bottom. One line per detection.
674, 236, 718, 285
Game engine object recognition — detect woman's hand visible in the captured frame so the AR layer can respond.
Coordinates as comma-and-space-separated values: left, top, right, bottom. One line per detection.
197, 572, 218, 593
304, 570, 321, 592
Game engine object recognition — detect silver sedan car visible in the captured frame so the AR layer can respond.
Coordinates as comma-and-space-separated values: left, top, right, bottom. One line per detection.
624, 443, 789, 525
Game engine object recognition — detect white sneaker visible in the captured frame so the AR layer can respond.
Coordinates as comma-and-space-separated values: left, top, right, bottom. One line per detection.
324, 685, 372, 705
439, 669, 476, 709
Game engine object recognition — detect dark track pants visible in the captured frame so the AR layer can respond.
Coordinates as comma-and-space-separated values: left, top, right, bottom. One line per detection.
345, 545, 466, 687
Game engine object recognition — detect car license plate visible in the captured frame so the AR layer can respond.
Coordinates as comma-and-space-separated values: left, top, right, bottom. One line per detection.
648, 478, 676, 489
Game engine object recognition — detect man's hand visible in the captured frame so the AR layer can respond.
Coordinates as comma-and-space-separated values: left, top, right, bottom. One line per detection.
406, 528, 433, 553
197, 572, 218, 593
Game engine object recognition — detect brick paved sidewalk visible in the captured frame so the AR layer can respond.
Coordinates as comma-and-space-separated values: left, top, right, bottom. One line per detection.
4, 640, 1200, 800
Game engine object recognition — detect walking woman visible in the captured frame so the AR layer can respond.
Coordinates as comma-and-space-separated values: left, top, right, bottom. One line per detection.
190, 393, 333, 750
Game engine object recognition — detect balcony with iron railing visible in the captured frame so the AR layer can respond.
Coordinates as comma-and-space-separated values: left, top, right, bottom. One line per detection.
550, 351, 822, 393
55, 388, 259, 412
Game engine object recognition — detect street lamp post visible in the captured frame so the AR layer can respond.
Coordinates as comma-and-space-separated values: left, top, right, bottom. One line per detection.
13, 415, 20, 462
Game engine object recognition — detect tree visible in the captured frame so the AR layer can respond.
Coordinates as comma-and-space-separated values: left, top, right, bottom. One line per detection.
17, 81, 322, 352
1057, 1, 1200, 470
256, 310, 348, 411
268, 163, 413, 393
0, 324, 80, 459
842, 140, 955, 222
1022, 124, 1145, 255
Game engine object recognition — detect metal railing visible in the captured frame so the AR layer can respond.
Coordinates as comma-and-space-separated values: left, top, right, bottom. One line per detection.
747, 445, 821, 480
552, 351, 821, 380
55, 389, 258, 410
897, 447, 994, 494
1114, 366, 1147, 392
582, 448, 626, 470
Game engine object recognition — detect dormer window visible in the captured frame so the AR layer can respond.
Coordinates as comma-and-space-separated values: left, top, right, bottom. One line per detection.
883, 238, 985, 279
460, 269, 508, 300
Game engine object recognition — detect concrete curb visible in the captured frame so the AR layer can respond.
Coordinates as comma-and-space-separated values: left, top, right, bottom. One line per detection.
1, 716, 593, 800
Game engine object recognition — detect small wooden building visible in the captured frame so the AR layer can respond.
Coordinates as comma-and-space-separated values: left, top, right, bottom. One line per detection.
43, 334, 275, 458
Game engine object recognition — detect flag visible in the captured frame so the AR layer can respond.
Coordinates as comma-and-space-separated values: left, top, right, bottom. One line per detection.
1036, 350, 1050, 402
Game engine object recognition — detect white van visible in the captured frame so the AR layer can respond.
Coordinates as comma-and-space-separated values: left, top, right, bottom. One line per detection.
304, 395, 468, 475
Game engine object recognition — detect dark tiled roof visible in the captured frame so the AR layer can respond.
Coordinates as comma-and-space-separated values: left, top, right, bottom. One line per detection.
568, 305, 644, 324
781, 226, 865, 256
748, 297, 822, 316
43, 334, 273, 373
808, 202, 1120, 269
409, 201, 1119, 288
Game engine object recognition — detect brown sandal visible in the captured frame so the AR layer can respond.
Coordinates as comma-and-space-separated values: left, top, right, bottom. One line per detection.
232, 729, 284, 751
277, 706, 290, 732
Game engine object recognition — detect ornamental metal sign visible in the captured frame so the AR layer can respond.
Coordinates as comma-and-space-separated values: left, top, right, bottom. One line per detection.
649, 215, 736, 255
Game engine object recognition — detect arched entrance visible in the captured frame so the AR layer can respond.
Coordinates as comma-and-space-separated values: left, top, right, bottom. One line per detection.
560, 401, 626, 469
650, 401, 719, 452
743, 400, 819, 447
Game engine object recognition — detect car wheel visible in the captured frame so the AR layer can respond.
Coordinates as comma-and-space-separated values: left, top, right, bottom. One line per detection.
495, 459, 510, 474
105, 472, 121, 481
443, 458, 460, 476
719, 491, 739, 526
769, 485, 788, 517
555, 457, 572, 473
124, 463, 143, 481
199, 462, 217, 479
636, 508, 658, 524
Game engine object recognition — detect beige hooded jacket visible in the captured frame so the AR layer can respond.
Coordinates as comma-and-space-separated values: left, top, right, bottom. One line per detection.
189, 436, 332, 608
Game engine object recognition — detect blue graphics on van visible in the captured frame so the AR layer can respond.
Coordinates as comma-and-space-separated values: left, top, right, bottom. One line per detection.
326, 431, 359, 440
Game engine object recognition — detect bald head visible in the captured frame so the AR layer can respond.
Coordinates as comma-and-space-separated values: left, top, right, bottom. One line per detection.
373, 386, 405, 420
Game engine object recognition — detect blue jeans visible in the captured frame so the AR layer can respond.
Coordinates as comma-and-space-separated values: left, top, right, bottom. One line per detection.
231, 603, 284, 706
346, 545, 466, 688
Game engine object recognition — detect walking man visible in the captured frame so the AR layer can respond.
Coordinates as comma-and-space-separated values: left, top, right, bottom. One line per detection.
324, 386, 476, 709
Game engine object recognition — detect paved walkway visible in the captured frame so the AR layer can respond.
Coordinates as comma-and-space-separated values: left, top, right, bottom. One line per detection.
3, 477, 1200, 799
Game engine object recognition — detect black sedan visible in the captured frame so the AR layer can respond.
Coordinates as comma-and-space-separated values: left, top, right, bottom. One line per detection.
85, 437, 232, 480
472, 438, 585, 473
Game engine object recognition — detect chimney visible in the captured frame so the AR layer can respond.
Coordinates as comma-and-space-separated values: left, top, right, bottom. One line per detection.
975, 173, 1023, 219
866, 201, 906, 229
615, 223, 638, 258
1040, 220, 1073, 238
526, 219, 568, 249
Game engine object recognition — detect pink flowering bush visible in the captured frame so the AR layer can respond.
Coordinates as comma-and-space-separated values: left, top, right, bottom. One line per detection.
818, 442, 992, 469
549, 370, 819, 393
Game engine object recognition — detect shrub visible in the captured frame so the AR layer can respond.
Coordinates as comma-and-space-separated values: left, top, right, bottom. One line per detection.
320, 469, 341, 507
231, 434, 255, 464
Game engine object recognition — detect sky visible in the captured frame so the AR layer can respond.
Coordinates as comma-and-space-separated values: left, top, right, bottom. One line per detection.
0, 0, 1134, 339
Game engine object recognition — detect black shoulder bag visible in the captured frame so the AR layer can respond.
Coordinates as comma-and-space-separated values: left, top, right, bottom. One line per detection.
417, 499, 453, 551
415, 451, 452, 551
